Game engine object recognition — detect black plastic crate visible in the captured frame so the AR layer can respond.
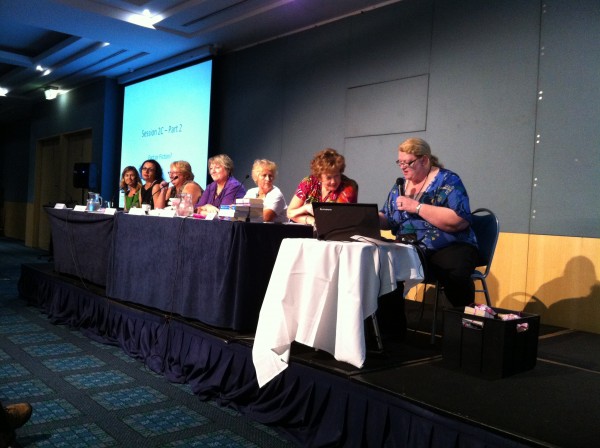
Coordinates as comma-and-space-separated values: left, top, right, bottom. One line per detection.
442, 307, 540, 379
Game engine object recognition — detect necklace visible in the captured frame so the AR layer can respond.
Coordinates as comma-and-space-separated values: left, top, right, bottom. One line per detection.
406, 167, 432, 200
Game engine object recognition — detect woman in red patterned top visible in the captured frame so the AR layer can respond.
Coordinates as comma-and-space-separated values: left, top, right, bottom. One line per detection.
287, 148, 358, 225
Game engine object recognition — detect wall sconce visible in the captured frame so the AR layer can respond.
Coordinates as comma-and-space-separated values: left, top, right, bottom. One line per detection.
44, 87, 59, 100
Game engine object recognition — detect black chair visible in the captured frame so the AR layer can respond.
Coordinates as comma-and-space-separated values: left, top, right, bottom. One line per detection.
416, 208, 500, 344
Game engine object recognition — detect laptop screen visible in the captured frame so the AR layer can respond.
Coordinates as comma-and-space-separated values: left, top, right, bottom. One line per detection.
312, 202, 382, 241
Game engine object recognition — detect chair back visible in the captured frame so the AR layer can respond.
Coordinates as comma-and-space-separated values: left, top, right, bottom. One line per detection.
471, 208, 499, 274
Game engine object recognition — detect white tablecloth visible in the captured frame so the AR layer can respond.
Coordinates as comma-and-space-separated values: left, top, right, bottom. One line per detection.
252, 237, 424, 387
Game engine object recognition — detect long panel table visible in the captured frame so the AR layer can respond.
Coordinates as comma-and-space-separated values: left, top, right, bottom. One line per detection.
45, 207, 115, 286
106, 214, 313, 331
252, 238, 424, 387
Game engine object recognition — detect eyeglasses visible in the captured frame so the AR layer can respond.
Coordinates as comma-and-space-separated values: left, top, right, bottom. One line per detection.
395, 156, 422, 168
168, 171, 181, 176
141, 167, 154, 172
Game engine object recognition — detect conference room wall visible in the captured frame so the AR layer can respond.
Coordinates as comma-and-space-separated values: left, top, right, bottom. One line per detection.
0, 0, 597, 330
216, 0, 599, 238
0, 79, 121, 242
212, 0, 599, 331
1, 121, 30, 239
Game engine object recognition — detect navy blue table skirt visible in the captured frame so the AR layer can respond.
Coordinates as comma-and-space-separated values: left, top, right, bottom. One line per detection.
106, 214, 313, 331
45, 207, 115, 287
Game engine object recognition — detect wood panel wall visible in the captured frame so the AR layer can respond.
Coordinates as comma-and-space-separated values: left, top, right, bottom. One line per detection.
403, 232, 600, 334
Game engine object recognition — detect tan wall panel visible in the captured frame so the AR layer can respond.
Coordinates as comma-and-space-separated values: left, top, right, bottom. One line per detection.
2, 202, 27, 240
387, 230, 599, 334
493, 233, 529, 310
524, 235, 600, 333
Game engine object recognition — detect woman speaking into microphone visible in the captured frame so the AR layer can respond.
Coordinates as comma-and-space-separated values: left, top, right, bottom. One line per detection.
164, 160, 204, 207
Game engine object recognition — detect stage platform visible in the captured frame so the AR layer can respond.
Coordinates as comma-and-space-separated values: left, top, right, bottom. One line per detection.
19, 262, 600, 447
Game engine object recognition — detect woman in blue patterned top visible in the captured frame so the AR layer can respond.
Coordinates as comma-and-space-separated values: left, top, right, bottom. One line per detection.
380, 137, 479, 307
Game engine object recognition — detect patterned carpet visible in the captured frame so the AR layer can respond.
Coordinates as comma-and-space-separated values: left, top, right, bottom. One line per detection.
0, 237, 293, 447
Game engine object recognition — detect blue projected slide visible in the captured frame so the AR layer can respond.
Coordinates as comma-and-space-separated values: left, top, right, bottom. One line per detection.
119, 60, 212, 205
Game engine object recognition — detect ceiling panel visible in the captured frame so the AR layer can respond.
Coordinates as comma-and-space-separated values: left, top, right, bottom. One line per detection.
0, 0, 401, 121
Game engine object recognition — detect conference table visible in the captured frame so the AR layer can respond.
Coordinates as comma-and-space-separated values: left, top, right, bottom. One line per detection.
45, 207, 115, 286
106, 214, 313, 331
252, 237, 424, 387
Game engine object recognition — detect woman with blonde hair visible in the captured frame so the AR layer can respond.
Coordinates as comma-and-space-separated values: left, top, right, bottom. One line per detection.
195, 154, 246, 216
377, 137, 479, 340
165, 160, 204, 206
243, 159, 288, 222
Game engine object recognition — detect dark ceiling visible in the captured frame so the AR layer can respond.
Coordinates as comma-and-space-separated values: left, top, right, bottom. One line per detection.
0, 0, 398, 122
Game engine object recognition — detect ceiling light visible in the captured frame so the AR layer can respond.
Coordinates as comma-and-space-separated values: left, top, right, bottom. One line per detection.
0, 87, 8, 96
44, 87, 59, 100
126, 11, 164, 28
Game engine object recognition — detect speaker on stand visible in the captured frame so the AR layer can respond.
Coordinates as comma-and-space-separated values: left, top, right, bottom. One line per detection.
73, 163, 98, 205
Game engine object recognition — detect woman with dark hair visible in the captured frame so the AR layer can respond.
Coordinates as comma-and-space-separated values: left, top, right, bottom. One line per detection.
120, 166, 143, 211
139, 159, 166, 209
287, 148, 358, 225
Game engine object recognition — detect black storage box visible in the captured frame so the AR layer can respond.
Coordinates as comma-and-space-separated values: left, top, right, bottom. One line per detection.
442, 307, 540, 379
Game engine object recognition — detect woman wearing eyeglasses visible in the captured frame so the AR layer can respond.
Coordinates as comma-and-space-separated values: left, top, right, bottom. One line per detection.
165, 160, 204, 206
139, 159, 166, 209
378, 138, 479, 339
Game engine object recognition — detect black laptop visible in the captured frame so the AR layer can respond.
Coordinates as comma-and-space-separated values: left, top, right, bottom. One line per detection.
312, 202, 383, 242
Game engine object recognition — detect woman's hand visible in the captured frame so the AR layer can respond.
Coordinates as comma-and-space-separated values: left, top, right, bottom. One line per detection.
396, 195, 419, 214
397, 195, 468, 233
200, 204, 219, 215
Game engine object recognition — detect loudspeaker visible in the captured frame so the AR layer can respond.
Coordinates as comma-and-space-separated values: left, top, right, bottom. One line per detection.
73, 163, 98, 189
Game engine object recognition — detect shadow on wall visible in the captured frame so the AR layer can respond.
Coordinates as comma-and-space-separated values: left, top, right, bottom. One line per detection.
523, 256, 600, 333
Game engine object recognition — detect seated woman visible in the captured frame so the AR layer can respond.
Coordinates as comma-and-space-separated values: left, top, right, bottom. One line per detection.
195, 154, 246, 216
378, 137, 479, 339
165, 160, 204, 206
120, 166, 143, 211
139, 159, 166, 209
243, 159, 288, 222
287, 148, 358, 226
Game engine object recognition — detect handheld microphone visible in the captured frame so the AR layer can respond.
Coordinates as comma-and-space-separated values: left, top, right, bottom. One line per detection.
396, 177, 405, 196
152, 180, 172, 197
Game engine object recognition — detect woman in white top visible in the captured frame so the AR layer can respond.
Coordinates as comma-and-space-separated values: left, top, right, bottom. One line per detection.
243, 159, 288, 222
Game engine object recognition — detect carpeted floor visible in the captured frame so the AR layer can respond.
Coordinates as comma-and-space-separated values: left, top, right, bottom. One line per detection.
4, 236, 600, 448
0, 237, 293, 448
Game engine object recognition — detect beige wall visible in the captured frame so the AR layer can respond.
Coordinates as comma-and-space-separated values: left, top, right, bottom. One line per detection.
405, 232, 600, 334
2, 201, 27, 241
